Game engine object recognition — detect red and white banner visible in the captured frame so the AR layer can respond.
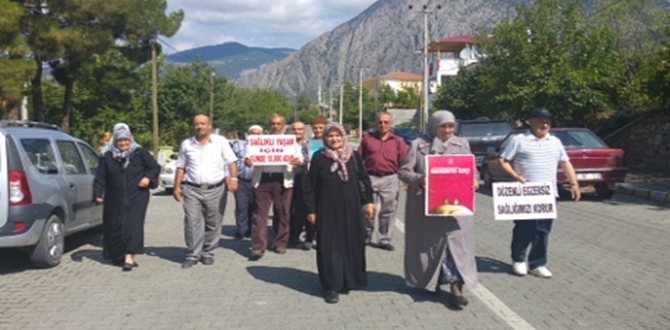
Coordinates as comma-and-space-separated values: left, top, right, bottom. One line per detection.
247, 135, 297, 166
492, 182, 557, 220
425, 154, 475, 216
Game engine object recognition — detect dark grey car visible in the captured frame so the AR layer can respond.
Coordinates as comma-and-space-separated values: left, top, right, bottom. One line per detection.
0, 121, 102, 267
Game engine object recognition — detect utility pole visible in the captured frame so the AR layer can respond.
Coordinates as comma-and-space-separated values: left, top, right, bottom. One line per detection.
209, 71, 215, 123
409, 4, 441, 135
358, 68, 363, 140
339, 84, 344, 125
328, 88, 333, 121
151, 37, 159, 160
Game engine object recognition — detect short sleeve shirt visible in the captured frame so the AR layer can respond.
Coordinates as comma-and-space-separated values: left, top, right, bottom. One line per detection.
175, 134, 236, 185
500, 131, 569, 184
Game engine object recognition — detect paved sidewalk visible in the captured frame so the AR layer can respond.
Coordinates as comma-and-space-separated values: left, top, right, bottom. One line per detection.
616, 172, 670, 205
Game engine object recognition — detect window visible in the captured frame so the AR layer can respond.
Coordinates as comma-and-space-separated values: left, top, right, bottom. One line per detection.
551, 130, 606, 148
56, 141, 86, 174
20, 139, 58, 174
459, 122, 513, 138
78, 142, 99, 175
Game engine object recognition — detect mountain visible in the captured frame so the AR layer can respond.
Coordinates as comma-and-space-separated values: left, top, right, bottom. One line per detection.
237, 0, 530, 95
165, 42, 295, 80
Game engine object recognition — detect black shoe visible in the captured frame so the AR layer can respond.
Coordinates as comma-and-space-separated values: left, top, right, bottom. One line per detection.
181, 259, 197, 269
122, 262, 133, 272
249, 250, 264, 261
111, 259, 124, 267
449, 295, 468, 306
234, 232, 244, 240
378, 243, 395, 251
201, 256, 214, 265
324, 290, 339, 304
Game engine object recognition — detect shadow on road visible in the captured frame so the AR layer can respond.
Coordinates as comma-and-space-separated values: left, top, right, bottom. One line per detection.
246, 266, 322, 298
144, 246, 187, 264
476, 256, 512, 274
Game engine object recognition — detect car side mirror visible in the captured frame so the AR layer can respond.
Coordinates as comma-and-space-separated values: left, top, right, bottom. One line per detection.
169, 154, 178, 160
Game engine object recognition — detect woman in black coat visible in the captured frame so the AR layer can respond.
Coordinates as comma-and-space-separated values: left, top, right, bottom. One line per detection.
94, 128, 160, 271
303, 122, 375, 304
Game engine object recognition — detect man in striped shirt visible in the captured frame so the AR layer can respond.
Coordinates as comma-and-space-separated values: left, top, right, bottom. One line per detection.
498, 108, 580, 278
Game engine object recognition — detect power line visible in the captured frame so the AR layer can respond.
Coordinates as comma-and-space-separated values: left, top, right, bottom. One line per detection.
156, 37, 193, 62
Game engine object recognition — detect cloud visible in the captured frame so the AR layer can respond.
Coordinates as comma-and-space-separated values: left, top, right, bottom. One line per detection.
162, 0, 377, 52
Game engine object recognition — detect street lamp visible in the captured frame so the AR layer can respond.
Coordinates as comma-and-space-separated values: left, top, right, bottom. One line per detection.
409, 4, 441, 135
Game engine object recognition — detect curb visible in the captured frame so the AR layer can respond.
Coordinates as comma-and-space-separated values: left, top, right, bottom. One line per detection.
616, 184, 670, 205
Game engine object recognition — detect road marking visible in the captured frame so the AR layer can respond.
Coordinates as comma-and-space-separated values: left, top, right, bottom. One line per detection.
394, 218, 536, 330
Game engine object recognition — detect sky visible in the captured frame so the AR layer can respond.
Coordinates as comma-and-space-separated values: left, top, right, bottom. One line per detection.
162, 0, 378, 53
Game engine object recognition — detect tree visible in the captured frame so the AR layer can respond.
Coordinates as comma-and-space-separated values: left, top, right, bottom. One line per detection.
332, 82, 375, 130
475, 0, 624, 124
0, 0, 34, 119
433, 67, 486, 120
395, 85, 421, 109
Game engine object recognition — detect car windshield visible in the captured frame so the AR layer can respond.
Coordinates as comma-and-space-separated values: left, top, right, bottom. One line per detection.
551, 130, 606, 148
459, 122, 512, 137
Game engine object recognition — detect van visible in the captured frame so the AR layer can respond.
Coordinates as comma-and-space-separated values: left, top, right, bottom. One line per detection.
0, 120, 102, 267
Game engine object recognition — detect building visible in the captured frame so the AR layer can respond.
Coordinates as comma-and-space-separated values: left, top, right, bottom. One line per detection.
362, 71, 422, 97
426, 35, 481, 108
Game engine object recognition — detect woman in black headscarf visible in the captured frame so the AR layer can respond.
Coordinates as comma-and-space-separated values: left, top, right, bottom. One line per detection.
303, 122, 374, 304
94, 128, 160, 271
399, 110, 479, 307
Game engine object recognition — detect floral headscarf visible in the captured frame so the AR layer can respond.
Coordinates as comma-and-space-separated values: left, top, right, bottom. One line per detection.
321, 122, 353, 182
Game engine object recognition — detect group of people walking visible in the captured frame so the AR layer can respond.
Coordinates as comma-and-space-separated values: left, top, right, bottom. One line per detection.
93, 107, 581, 306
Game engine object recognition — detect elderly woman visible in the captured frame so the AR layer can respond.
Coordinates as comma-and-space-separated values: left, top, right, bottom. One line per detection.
398, 110, 479, 307
100, 123, 131, 155
94, 129, 160, 271
303, 122, 374, 304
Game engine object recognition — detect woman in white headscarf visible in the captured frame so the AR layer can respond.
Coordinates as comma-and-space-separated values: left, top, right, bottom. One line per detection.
94, 128, 160, 271
398, 110, 479, 307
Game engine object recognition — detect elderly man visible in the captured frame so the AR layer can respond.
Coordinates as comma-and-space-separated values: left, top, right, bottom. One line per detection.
358, 112, 408, 251
231, 125, 263, 239
499, 107, 580, 278
244, 114, 303, 260
173, 114, 238, 269
288, 121, 311, 248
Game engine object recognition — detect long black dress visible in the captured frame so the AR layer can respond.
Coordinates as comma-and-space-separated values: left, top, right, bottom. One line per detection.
94, 148, 160, 262
303, 151, 373, 292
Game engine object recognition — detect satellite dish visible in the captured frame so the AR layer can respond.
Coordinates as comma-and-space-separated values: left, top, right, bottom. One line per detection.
471, 45, 478, 58
459, 47, 472, 60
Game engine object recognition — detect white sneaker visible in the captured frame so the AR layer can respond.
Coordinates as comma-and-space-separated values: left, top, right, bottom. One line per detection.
512, 262, 528, 276
529, 266, 553, 278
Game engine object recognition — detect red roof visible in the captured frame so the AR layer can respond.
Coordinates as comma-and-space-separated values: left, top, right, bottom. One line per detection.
428, 35, 479, 53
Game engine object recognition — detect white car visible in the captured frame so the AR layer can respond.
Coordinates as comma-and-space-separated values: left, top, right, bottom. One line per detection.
160, 155, 178, 193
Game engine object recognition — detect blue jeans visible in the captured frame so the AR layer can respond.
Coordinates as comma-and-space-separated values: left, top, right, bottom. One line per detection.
511, 219, 553, 269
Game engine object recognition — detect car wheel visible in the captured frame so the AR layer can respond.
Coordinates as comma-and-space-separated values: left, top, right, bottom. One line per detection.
29, 214, 65, 268
481, 166, 493, 188
595, 183, 615, 199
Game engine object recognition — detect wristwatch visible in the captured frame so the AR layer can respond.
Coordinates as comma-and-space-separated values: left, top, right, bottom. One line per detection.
230, 177, 238, 182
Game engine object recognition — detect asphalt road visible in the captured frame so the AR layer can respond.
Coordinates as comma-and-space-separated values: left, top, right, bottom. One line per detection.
1, 188, 669, 330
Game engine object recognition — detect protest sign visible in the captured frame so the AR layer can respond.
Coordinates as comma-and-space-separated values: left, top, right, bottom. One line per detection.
307, 140, 324, 158
492, 182, 557, 220
247, 135, 297, 166
425, 154, 475, 216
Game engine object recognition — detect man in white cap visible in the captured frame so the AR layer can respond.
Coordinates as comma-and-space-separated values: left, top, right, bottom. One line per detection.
231, 124, 263, 239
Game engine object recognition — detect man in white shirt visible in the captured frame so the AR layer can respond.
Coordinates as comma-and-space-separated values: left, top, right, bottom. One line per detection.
244, 114, 303, 260
173, 114, 238, 269
499, 108, 580, 278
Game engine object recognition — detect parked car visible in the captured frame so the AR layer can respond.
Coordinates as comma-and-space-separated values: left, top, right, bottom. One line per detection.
0, 120, 102, 267
159, 154, 178, 193
480, 128, 627, 198
455, 117, 514, 168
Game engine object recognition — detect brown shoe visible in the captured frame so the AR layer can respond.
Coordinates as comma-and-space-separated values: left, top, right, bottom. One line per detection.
274, 246, 287, 254
249, 250, 264, 261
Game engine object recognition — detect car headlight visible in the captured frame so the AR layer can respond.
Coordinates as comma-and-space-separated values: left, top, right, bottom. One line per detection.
162, 166, 174, 174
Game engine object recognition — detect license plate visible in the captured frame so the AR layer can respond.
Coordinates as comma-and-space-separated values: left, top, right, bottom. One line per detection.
576, 173, 602, 180
475, 156, 484, 165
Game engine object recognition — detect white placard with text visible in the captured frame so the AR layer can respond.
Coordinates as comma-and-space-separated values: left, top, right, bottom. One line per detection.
246, 135, 297, 166
492, 182, 557, 220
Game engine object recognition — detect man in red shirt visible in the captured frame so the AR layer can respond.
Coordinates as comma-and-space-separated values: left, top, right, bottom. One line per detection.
358, 112, 408, 251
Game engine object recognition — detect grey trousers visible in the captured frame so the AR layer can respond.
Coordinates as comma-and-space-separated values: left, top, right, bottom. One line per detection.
367, 174, 400, 244
182, 184, 227, 260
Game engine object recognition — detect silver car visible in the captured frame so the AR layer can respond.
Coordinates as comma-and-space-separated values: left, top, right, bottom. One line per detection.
0, 121, 102, 267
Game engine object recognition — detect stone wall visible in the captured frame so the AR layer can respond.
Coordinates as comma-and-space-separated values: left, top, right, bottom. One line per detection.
605, 110, 670, 172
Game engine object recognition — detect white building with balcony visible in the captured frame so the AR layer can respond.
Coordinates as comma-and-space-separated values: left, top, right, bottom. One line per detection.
426, 35, 480, 108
